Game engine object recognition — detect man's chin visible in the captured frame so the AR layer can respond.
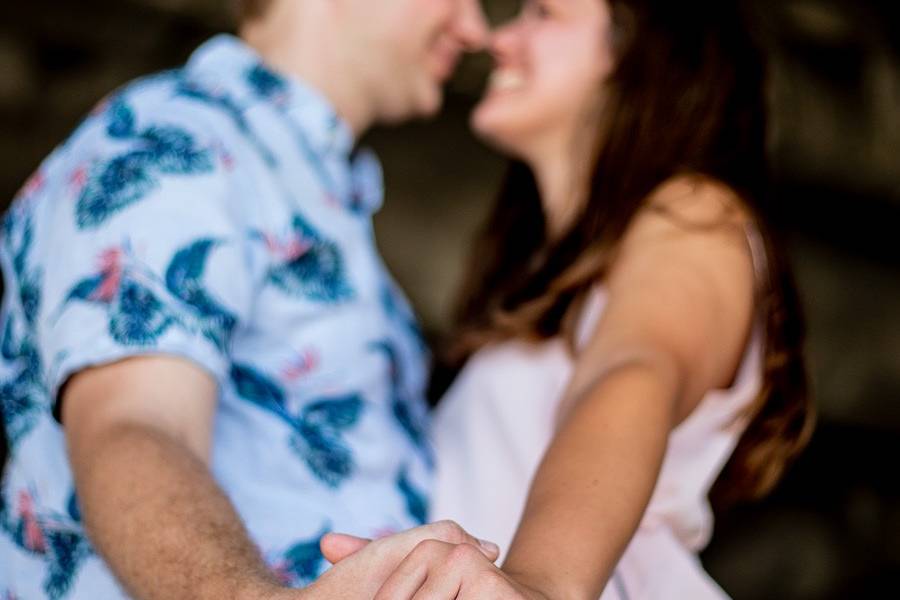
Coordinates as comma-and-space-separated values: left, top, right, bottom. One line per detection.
417, 94, 445, 119
409, 82, 445, 120
374, 86, 444, 125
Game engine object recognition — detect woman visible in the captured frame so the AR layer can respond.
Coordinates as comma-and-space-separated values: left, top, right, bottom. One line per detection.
327, 0, 813, 597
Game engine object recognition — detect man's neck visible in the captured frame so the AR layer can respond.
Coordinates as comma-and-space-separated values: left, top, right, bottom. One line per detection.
239, 4, 374, 138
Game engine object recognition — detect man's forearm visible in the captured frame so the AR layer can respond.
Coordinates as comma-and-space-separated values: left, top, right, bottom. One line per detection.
69, 422, 286, 600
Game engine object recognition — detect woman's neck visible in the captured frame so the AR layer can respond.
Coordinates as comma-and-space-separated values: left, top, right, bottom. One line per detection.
531, 152, 587, 241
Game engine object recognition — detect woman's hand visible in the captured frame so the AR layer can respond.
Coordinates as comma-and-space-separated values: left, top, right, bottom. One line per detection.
324, 532, 550, 600
298, 521, 501, 600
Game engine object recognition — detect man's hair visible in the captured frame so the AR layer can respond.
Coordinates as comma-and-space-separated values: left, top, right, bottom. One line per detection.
233, 0, 272, 22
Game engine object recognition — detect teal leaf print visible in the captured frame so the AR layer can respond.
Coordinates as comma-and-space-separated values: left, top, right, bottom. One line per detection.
0, 378, 41, 448
1, 489, 93, 600
246, 64, 288, 100
18, 272, 43, 328
272, 526, 330, 587
397, 467, 428, 525
229, 363, 288, 418
76, 98, 215, 230
3, 212, 44, 327
0, 212, 46, 448
165, 239, 237, 351
381, 285, 427, 354
76, 153, 156, 229
63, 275, 105, 305
293, 395, 363, 488
106, 97, 136, 139
262, 214, 354, 303
59, 264, 177, 347
43, 529, 92, 600
175, 76, 277, 167
301, 395, 363, 430
108, 279, 176, 346
141, 126, 215, 175
369, 341, 431, 465
66, 493, 82, 524
229, 363, 363, 488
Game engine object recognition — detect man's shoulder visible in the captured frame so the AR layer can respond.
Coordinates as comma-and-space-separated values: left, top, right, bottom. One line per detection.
101, 69, 233, 139
72, 64, 259, 152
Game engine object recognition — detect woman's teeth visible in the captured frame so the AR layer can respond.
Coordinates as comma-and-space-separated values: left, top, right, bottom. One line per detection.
489, 70, 526, 92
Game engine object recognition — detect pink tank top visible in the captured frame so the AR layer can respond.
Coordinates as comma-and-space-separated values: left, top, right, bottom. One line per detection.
430, 228, 767, 599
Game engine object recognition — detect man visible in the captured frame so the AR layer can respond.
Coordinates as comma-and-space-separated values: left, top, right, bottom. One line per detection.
0, 1, 492, 598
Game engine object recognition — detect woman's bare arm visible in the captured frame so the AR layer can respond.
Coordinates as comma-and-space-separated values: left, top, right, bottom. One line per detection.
502, 179, 757, 599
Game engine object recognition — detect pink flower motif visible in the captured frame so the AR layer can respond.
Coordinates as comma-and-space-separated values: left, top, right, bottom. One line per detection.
97, 247, 123, 272
90, 96, 111, 116
271, 562, 292, 586
212, 141, 236, 172
17, 171, 45, 199
264, 233, 313, 262
282, 349, 320, 381
68, 165, 89, 193
17, 491, 47, 554
221, 151, 236, 172
94, 247, 125, 302
272, 94, 289, 109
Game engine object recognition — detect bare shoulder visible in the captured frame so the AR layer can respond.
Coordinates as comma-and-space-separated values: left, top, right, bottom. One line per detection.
614, 174, 756, 267
644, 174, 752, 230
597, 175, 759, 399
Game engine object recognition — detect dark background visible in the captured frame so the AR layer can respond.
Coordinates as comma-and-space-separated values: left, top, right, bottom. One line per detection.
1, 1, 898, 597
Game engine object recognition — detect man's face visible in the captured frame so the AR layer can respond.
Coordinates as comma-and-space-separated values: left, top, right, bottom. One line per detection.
342, 0, 488, 123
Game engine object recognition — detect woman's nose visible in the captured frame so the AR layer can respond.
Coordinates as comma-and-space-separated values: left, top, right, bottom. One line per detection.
488, 20, 521, 64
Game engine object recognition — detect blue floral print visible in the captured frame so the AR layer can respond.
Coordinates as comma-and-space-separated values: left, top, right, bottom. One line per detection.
0, 35, 431, 598
370, 340, 432, 465
76, 98, 215, 230
164, 239, 238, 351
255, 214, 355, 303
0, 489, 92, 600
58, 247, 178, 347
230, 363, 364, 487
270, 526, 330, 587
397, 467, 428, 526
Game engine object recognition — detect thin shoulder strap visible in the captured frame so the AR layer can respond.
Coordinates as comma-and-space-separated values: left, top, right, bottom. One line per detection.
743, 220, 770, 298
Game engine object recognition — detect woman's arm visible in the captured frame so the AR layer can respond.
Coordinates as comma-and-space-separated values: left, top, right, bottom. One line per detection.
502, 178, 757, 599
323, 179, 759, 600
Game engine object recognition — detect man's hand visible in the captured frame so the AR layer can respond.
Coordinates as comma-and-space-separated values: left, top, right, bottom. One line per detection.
290, 521, 506, 600
315, 523, 548, 600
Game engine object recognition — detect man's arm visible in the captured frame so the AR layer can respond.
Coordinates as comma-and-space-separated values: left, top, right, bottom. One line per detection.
62, 355, 289, 600
62, 355, 499, 600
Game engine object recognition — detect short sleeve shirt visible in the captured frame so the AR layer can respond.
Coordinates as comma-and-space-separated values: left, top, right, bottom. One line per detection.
0, 35, 432, 599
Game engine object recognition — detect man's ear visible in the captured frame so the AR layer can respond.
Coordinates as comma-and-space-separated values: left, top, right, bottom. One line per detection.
320, 532, 371, 564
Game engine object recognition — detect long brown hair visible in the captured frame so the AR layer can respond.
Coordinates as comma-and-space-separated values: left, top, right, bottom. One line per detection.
441, 0, 814, 504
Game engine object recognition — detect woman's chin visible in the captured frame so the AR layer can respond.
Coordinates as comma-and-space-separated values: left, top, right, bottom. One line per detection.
470, 102, 529, 158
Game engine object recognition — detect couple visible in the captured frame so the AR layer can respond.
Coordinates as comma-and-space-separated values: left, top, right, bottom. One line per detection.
0, 0, 814, 598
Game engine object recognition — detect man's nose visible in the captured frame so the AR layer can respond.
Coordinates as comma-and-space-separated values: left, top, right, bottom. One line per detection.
453, 0, 490, 51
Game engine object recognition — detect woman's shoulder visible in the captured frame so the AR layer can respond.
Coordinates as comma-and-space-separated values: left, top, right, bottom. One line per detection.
642, 174, 754, 231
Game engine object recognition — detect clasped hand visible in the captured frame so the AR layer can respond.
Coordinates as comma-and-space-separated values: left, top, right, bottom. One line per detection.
300, 521, 550, 600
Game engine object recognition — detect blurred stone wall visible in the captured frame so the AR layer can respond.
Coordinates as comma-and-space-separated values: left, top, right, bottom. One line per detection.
1, 1, 899, 597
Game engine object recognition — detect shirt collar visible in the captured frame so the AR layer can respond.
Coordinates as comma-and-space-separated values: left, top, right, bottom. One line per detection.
183, 35, 383, 215
183, 34, 356, 160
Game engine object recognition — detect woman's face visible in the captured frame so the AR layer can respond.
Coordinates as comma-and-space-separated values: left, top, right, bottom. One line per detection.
472, 0, 617, 160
